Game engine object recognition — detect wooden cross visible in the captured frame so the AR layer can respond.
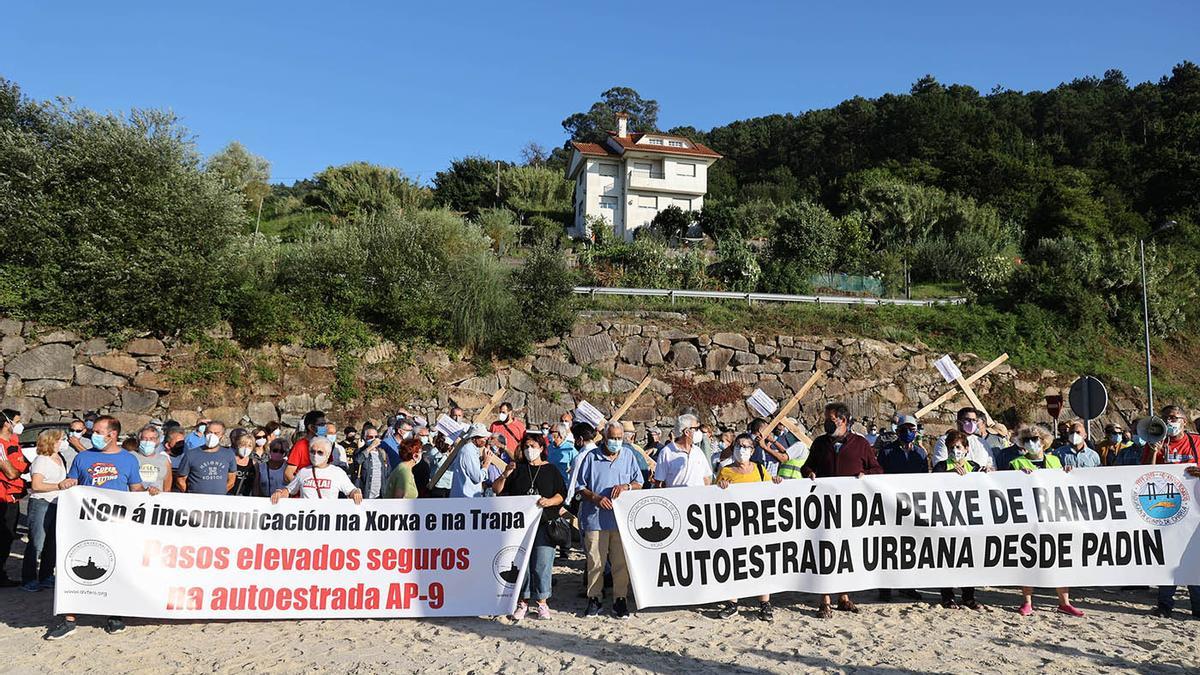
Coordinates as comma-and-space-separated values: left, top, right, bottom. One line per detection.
428, 387, 508, 489
609, 375, 656, 471
914, 354, 1009, 423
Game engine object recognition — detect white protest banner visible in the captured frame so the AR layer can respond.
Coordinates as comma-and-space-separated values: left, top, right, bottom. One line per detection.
435, 414, 468, 442
615, 466, 1200, 608
934, 355, 963, 383
573, 400, 605, 429
746, 388, 778, 419
55, 488, 541, 619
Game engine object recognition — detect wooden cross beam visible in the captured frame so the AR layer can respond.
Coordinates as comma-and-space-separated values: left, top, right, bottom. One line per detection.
608, 375, 657, 471
914, 354, 1009, 420
763, 369, 823, 442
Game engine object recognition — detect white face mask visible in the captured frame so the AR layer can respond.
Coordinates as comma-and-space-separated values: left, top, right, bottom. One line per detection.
524, 446, 542, 462
691, 430, 704, 446
1069, 432, 1084, 447
11, 423, 24, 435
498, 412, 509, 423
309, 451, 329, 467
255, 437, 267, 447
1023, 439, 1042, 455
58, 439, 70, 453
205, 433, 221, 449
951, 446, 967, 462
1166, 421, 1184, 437
236, 446, 252, 458
735, 446, 753, 463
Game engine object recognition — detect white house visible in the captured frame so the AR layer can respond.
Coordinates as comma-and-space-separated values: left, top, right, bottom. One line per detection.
565, 113, 722, 241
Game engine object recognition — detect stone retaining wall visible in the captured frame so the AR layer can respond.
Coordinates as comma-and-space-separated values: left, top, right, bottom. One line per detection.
0, 313, 1157, 437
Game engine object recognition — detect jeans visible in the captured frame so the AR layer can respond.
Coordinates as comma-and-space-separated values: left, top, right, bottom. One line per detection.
521, 526, 554, 601
1157, 585, 1200, 614
22, 499, 56, 584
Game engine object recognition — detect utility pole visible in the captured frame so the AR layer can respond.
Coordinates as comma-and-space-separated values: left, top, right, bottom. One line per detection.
254, 196, 264, 236
495, 160, 501, 206
1139, 220, 1176, 416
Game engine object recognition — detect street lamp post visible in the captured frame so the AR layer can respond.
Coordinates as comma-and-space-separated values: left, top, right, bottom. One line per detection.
1139, 220, 1176, 415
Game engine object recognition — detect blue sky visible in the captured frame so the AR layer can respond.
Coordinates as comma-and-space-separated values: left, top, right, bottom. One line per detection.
3, 1, 1196, 184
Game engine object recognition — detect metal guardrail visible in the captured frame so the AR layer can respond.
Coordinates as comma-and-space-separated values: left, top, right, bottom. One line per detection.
574, 286, 967, 307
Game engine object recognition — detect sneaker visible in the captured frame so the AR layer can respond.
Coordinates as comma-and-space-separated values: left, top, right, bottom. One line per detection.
39, 577, 55, 590
758, 601, 775, 622
534, 603, 552, 620
105, 617, 127, 634
21, 581, 41, 593
584, 597, 603, 617
717, 602, 739, 619
1018, 602, 1034, 616
613, 597, 630, 619
1057, 604, 1085, 618
43, 619, 76, 641
509, 601, 528, 623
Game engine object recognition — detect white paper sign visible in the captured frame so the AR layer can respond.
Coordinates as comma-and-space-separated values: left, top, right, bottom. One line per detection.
573, 400, 605, 429
434, 414, 468, 442
56, 488, 541, 619
934, 355, 963, 383
615, 465, 1200, 608
746, 388, 778, 419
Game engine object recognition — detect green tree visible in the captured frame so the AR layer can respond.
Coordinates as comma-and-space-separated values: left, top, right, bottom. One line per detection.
433, 156, 510, 215
0, 79, 244, 334
500, 165, 572, 218
650, 205, 692, 241
561, 86, 659, 143
205, 141, 271, 216
511, 243, 576, 342
308, 162, 431, 220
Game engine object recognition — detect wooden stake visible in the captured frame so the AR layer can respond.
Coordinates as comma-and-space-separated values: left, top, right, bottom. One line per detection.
954, 373, 992, 425
764, 369, 823, 438
609, 375, 653, 425
915, 354, 1008, 419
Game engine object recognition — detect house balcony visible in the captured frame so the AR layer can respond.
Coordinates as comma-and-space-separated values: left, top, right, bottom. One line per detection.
626, 171, 706, 195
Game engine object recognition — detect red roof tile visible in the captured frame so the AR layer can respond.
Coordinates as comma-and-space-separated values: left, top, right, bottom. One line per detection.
570, 135, 722, 159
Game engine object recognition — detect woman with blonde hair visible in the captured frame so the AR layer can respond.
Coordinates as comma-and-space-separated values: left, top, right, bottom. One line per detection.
23, 429, 76, 592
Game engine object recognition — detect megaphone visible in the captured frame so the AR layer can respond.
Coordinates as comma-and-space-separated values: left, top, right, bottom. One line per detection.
1136, 416, 1167, 446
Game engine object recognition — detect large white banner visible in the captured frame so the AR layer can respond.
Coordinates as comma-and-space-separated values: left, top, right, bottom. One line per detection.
55, 488, 541, 619
615, 465, 1200, 608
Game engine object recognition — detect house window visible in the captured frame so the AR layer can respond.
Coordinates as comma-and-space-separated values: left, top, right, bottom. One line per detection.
676, 162, 696, 177
673, 198, 692, 211
647, 138, 664, 145
668, 140, 686, 147
598, 163, 617, 177
638, 195, 658, 209
600, 196, 617, 209
633, 161, 664, 179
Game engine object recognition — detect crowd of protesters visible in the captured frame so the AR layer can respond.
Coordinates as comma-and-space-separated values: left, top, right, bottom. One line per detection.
0, 397, 1197, 640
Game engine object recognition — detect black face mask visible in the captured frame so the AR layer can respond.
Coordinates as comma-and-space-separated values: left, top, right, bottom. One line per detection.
823, 420, 839, 435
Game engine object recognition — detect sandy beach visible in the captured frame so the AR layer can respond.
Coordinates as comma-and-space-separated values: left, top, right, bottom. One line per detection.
2, 542, 1198, 675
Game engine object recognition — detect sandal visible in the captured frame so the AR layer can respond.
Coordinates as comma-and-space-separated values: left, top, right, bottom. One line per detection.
817, 602, 833, 619
941, 599, 961, 609
836, 598, 859, 613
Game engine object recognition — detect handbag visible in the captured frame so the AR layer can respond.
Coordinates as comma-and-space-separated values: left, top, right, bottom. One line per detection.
546, 516, 572, 547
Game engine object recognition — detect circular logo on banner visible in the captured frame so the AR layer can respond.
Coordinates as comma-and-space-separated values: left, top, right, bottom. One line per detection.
627, 495, 681, 549
1132, 471, 1190, 526
65, 540, 116, 586
492, 546, 526, 588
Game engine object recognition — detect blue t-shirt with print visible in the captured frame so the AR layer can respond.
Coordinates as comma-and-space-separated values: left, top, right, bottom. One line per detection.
68, 450, 142, 491
177, 447, 237, 495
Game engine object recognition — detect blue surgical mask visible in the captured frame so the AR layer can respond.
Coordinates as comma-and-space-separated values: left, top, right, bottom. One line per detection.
91, 432, 108, 449
898, 428, 917, 444
605, 440, 622, 454
315, 424, 328, 437
197, 424, 207, 435
138, 440, 157, 456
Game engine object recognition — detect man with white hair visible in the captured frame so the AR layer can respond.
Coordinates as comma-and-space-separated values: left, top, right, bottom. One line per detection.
652, 414, 713, 488
271, 437, 362, 503
450, 425, 494, 498
575, 420, 642, 619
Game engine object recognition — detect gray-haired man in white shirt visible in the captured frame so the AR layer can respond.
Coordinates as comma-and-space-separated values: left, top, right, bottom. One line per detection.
652, 414, 713, 488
